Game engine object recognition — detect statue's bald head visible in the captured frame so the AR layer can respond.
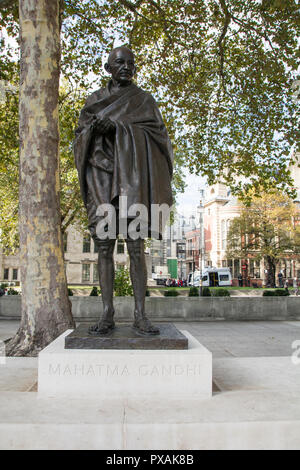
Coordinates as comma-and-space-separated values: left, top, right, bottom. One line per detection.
105, 46, 136, 86
107, 46, 135, 65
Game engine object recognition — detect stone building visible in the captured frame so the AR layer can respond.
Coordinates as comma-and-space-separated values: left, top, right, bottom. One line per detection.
63, 226, 129, 285
0, 227, 129, 287
0, 248, 20, 285
203, 154, 300, 285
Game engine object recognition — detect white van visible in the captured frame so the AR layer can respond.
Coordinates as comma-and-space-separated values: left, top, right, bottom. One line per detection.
188, 268, 232, 287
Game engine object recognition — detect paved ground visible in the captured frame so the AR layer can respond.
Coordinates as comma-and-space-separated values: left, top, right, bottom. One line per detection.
175, 321, 300, 358
1, 319, 300, 449
1, 319, 300, 358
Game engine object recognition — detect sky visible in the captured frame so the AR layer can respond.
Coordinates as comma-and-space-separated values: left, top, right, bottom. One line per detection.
175, 170, 206, 217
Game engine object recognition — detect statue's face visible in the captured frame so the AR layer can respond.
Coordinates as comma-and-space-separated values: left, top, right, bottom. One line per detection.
105, 48, 136, 85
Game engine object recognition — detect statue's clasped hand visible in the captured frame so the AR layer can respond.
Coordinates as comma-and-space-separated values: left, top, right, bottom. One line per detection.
92, 116, 116, 135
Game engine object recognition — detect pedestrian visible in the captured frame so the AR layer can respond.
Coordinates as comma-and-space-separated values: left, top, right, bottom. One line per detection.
278, 271, 283, 288
284, 278, 289, 294
238, 273, 243, 287
293, 278, 299, 296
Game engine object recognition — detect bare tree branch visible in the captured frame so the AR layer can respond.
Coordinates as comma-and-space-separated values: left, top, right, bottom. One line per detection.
217, 0, 232, 92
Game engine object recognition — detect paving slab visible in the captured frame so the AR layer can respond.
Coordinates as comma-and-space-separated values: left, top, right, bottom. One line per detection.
213, 357, 300, 392
1, 320, 300, 358
175, 321, 300, 357
0, 390, 299, 449
0, 320, 300, 449
0, 358, 38, 392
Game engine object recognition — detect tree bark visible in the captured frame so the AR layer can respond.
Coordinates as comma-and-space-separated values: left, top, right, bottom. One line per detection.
6, 0, 75, 357
266, 256, 276, 288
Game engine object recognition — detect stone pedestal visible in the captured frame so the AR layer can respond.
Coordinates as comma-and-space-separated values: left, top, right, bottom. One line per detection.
38, 329, 212, 401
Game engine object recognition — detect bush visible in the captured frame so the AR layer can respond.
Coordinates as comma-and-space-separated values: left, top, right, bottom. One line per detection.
202, 287, 211, 297
114, 266, 133, 296
274, 288, 290, 296
263, 290, 275, 296
189, 287, 199, 297
164, 289, 179, 297
0, 283, 8, 290
213, 288, 231, 297
90, 286, 99, 296
263, 289, 290, 296
146, 289, 150, 297
6, 288, 19, 295
68, 288, 74, 296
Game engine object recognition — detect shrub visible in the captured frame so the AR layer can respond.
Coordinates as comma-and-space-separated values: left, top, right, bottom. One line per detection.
146, 289, 150, 297
274, 288, 290, 296
6, 288, 19, 295
263, 289, 290, 296
114, 267, 133, 296
90, 286, 99, 296
202, 287, 211, 297
263, 290, 275, 296
0, 283, 8, 289
164, 289, 179, 297
213, 288, 231, 297
68, 288, 74, 296
189, 287, 199, 297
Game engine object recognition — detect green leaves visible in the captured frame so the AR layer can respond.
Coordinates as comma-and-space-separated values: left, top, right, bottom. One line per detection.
226, 191, 300, 264
114, 265, 134, 296
1, 0, 299, 252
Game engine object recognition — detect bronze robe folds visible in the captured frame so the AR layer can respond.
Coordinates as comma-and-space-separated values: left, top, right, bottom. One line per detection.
74, 82, 173, 240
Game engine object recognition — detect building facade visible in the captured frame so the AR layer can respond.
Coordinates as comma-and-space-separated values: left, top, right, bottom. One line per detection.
0, 227, 129, 287
203, 154, 300, 285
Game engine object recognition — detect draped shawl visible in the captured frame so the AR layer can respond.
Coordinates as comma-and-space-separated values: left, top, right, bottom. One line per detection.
73, 82, 173, 220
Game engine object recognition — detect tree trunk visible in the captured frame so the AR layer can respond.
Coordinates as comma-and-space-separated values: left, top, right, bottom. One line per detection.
6, 0, 75, 357
266, 256, 276, 288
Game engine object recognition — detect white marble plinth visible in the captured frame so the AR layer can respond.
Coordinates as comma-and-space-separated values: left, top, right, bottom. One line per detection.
38, 329, 212, 400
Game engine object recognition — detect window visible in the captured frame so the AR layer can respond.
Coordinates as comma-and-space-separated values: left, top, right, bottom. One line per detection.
202, 275, 208, 281
221, 220, 226, 250
219, 275, 229, 281
234, 259, 240, 278
83, 235, 91, 253
222, 260, 227, 267
117, 239, 125, 254
93, 264, 99, 283
82, 264, 91, 283
286, 260, 293, 278
3, 268, 9, 280
63, 232, 68, 252
255, 262, 261, 279
12, 269, 18, 281
227, 259, 233, 275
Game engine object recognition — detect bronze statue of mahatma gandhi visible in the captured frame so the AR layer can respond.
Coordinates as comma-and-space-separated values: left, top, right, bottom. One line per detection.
74, 46, 173, 335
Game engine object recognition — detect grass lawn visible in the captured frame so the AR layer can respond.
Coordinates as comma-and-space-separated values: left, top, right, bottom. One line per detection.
149, 286, 259, 291
69, 285, 96, 290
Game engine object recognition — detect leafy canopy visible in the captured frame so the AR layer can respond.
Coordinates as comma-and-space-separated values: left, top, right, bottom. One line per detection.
1, 0, 299, 251
60, 0, 300, 197
226, 191, 300, 264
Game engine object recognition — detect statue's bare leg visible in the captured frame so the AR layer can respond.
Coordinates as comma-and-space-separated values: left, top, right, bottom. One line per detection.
126, 238, 159, 335
89, 239, 116, 335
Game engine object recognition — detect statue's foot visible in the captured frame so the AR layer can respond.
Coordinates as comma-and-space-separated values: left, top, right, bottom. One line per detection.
88, 319, 115, 336
132, 316, 160, 336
